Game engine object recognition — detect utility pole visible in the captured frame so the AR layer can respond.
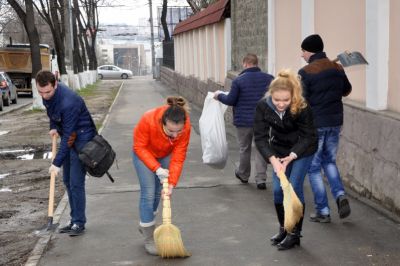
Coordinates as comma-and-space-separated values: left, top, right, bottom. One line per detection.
149, 0, 155, 79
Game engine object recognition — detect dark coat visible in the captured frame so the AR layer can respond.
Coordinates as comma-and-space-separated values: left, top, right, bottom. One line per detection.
217, 67, 274, 127
43, 83, 96, 167
298, 52, 352, 128
254, 97, 318, 160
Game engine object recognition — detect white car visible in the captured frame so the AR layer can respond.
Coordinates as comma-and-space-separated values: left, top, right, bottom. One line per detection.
97, 65, 133, 79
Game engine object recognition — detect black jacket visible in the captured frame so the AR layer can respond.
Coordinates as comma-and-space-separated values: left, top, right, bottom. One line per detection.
254, 97, 317, 160
298, 52, 352, 128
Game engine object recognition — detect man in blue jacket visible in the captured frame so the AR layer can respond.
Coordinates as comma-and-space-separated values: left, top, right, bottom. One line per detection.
214, 54, 274, 189
298, 34, 352, 223
36, 71, 97, 236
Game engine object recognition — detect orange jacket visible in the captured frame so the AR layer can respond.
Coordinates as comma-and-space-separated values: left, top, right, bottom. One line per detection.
133, 105, 191, 186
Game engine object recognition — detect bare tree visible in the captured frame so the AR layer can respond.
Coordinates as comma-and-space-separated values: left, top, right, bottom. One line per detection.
186, 0, 217, 13
0, 1, 19, 39
79, 0, 102, 70
72, 0, 83, 73
34, 0, 68, 75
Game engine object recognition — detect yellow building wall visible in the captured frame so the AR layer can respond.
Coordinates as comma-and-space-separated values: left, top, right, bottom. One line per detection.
388, 0, 400, 112
315, 0, 366, 104
275, 0, 302, 73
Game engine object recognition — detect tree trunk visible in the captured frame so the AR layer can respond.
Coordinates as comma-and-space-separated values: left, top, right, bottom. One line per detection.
78, 31, 88, 71
25, 1, 42, 77
161, 0, 170, 41
79, 0, 99, 70
49, 1, 67, 75
77, 15, 90, 71
72, 2, 83, 74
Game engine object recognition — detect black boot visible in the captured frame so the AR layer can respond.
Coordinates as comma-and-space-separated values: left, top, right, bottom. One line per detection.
271, 204, 286, 245
277, 231, 301, 250
277, 206, 304, 251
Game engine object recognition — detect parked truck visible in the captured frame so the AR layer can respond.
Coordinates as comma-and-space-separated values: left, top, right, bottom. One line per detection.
0, 44, 52, 95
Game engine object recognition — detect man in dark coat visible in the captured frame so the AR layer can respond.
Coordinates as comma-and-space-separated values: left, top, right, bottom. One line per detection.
214, 53, 274, 189
298, 34, 352, 223
36, 70, 97, 236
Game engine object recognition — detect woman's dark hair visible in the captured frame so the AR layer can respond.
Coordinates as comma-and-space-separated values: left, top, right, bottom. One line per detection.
36, 70, 56, 87
161, 96, 189, 125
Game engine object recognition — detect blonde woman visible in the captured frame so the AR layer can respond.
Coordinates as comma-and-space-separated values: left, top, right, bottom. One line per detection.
254, 69, 317, 250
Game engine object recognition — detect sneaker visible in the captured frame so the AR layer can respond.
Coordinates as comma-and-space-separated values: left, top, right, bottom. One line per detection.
235, 171, 248, 184
68, 224, 85, 237
309, 213, 331, 223
58, 222, 73, 234
337, 195, 351, 219
257, 183, 267, 190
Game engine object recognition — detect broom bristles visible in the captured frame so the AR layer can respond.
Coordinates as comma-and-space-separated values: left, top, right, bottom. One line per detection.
154, 224, 191, 258
154, 179, 190, 258
278, 171, 304, 232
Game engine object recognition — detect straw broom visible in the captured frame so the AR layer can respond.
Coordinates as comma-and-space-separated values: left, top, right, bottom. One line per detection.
277, 171, 303, 232
154, 179, 190, 258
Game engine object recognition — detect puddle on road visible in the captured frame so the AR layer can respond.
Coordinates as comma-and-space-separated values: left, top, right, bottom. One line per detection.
0, 131, 9, 136
0, 148, 52, 160
0, 187, 12, 193
0, 173, 10, 179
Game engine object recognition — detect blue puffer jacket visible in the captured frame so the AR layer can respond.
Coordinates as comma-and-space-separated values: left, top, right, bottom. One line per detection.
217, 67, 274, 127
43, 83, 96, 167
298, 52, 352, 128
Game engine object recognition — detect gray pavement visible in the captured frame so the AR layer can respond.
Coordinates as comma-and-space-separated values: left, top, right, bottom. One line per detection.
37, 76, 400, 266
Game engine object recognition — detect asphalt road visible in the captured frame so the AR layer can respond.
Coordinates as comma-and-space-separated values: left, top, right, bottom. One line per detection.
34, 77, 400, 266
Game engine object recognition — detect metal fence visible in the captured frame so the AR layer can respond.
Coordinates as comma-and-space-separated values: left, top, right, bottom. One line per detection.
162, 40, 174, 70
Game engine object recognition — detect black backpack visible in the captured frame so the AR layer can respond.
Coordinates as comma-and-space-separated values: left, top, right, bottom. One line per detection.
78, 134, 115, 183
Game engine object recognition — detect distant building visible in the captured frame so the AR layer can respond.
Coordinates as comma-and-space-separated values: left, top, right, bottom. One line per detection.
114, 44, 146, 76
97, 40, 147, 75
97, 43, 114, 66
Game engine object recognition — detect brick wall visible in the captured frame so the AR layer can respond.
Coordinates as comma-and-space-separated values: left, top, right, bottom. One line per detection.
339, 103, 400, 216
231, 0, 268, 71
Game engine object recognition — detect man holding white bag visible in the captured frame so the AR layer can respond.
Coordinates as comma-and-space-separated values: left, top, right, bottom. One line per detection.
214, 53, 274, 190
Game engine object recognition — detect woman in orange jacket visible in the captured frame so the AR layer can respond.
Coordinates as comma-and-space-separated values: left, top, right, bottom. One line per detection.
132, 96, 191, 255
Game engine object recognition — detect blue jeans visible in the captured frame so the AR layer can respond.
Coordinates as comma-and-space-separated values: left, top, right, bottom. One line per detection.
132, 152, 170, 226
272, 155, 314, 204
308, 126, 345, 215
63, 141, 87, 226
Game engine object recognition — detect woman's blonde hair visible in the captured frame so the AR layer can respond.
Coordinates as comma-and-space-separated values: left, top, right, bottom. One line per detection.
268, 69, 307, 115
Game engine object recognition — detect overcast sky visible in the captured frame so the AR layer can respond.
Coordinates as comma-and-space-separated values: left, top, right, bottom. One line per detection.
98, 0, 189, 25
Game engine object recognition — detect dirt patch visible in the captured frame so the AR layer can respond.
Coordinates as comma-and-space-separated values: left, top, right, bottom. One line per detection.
0, 80, 121, 266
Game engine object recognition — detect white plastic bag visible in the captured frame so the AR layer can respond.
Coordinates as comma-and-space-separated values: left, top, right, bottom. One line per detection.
199, 91, 228, 169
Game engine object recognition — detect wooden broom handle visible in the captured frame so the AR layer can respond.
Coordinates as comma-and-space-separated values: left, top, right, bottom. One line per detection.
48, 135, 57, 217
277, 171, 290, 188
161, 179, 172, 224
51, 135, 57, 160
48, 172, 56, 217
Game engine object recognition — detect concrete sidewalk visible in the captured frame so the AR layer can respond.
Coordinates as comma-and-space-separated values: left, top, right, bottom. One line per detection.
37, 76, 400, 266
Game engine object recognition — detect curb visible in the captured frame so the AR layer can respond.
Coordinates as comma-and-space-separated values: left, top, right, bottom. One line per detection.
0, 101, 32, 116
23, 81, 125, 266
